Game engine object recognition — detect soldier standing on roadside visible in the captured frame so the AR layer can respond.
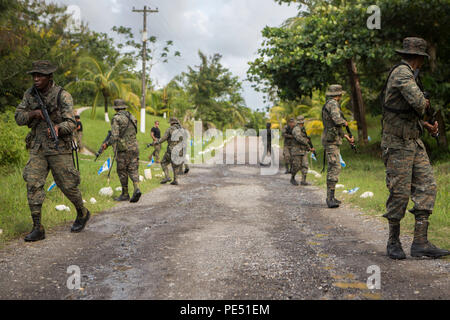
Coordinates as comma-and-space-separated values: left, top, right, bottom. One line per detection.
291, 115, 315, 186
102, 99, 141, 203
321, 84, 355, 209
157, 117, 184, 185
282, 119, 296, 174
150, 121, 161, 163
15, 60, 90, 242
381, 37, 449, 260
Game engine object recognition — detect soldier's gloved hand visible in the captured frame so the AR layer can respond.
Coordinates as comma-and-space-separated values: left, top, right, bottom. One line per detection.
29, 110, 44, 120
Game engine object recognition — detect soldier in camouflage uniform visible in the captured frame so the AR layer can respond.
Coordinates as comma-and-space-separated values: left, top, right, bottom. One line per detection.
156, 117, 184, 185
15, 60, 90, 242
282, 119, 296, 174
102, 99, 141, 203
179, 124, 190, 176
291, 115, 315, 186
321, 84, 355, 209
381, 37, 449, 259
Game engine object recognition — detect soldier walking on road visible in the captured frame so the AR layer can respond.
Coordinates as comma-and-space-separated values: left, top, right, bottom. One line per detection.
15, 60, 90, 242
102, 99, 141, 203
282, 119, 296, 174
381, 37, 449, 260
321, 84, 355, 209
291, 115, 315, 186
156, 117, 184, 185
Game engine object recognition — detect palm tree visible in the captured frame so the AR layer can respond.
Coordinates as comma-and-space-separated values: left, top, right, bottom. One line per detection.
67, 56, 136, 122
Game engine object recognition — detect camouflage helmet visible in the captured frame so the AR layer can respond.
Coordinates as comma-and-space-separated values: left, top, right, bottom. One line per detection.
169, 117, 179, 125
395, 37, 429, 58
296, 115, 305, 124
326, 84, 345, 97
113, 99, 127, 110
27, 60, 57, 75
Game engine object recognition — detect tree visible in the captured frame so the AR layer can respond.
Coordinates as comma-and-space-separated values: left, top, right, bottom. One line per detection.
249, 0, 450, 147
182, 51, 246, 129
66, 56, 137, 122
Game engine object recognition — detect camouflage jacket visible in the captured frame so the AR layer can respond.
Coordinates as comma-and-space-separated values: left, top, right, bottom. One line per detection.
282, 125, 295, 147
321, 98, 346, 146
107, 110, 138, 153
15, 82, 76, 155
291, 124, 311, 155
381, 60, 427, 151
159, 122, 184, 152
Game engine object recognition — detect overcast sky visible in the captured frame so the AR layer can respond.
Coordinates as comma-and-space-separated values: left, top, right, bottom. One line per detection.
53, 0, 298, 110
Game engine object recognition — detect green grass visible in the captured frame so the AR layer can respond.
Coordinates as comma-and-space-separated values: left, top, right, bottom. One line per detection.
307, 116, 450, 248
0, 109, 170, 244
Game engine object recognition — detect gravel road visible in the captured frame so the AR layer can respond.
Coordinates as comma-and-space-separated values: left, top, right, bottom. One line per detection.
0, 139, 448, 300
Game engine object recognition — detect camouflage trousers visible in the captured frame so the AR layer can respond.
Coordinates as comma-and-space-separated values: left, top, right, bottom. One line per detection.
325, 145, 341, 187
23, 151, 84, 216
76, 131, 83, 149
291, 154, 309, 176
151, 143, 161, 162
382, 144, 437, 221
117, 149, 140, 190
283, 145, 292, 166
161, 149, 182, 179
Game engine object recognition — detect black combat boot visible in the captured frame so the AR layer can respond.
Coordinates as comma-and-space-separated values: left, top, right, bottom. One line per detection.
386, 220, 406, 260
184, 166, 190, 175
326, 188, 339, 208
114, 190, 130, 202
290, 175, 299, 186
71, 207, 90, 233
24, 215, 45, 242
411, 213, 450, 258
171, 170, 179, 185
300, 174, 311, 186
161, 167, 172, 184
130, 188, 142, 203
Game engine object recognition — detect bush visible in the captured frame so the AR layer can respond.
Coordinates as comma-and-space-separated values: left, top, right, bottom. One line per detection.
0, 109, 28, 167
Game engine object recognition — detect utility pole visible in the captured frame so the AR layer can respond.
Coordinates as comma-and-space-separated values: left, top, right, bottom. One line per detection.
132, 5, 159, 133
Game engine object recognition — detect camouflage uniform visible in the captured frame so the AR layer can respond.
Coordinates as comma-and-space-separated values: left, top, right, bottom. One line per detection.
15, 60, 90, 240
106, 100, 140, 202
282, 122, 295, 173
381, 37, 449, 259
158, 118, 184, 185
321, 85, 346, 208
291, 116, 311, 185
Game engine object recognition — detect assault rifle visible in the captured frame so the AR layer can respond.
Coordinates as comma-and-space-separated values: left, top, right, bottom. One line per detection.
32, 86, 59, 150
414, 69, 439, 139
301, 127, 317, 158
95, 130, 111, 161
340, 113, 358, 153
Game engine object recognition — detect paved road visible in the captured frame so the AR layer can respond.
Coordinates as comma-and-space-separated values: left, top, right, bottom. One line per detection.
0, 159, 448, 300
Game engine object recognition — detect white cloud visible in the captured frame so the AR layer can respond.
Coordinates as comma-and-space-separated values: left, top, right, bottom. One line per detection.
53, 0, 296, 109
